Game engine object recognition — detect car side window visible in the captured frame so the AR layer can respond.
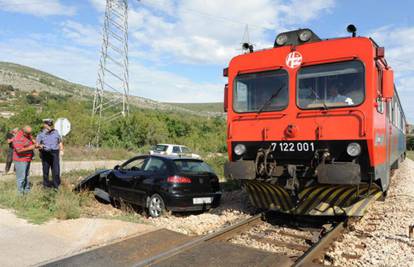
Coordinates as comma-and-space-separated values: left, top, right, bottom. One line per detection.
121, 157, 147, 171
144, 157, 168, 173
172, 146, 181, 153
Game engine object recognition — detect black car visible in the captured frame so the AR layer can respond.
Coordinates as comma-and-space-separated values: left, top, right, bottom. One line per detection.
75, 155, 222, 217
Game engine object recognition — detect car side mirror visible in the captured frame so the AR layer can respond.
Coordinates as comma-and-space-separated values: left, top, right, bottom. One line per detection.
114, 165, 120, 170
382, 68, 394, 100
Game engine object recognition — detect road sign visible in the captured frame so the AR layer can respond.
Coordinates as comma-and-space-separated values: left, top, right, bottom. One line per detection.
55, 118, 71, 137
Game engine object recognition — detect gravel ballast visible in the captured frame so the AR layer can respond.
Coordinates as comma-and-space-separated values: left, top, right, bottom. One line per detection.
327, 159, 414, 266
147, 190, 254, 235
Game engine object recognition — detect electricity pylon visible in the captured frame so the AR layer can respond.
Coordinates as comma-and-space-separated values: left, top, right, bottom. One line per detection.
92, 0, 129, 145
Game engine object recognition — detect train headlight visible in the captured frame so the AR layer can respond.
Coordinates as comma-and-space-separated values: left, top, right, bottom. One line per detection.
347, 143, 361, 157
299, 29, 312, 42
275, 34, 288, 46
234, 144, 246, 156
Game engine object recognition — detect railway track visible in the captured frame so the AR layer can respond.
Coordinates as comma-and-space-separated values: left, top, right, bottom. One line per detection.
293, 219, 347, 266
131, 212, 348, 267
44, 212, 353, 267
133, 213, 265, 266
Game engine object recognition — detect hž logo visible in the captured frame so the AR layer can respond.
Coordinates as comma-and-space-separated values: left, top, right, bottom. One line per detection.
286, 51, 302, 69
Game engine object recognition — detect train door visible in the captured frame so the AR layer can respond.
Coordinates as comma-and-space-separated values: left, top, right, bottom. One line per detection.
385, 99, 393, 190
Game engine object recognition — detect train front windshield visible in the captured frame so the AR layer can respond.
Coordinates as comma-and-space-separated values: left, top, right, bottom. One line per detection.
233, 70, 288, 113
297, 60, 365, 109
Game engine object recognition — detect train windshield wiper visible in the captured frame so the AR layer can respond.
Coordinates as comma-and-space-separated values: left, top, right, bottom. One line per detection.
310, 88, 328, 110
257, 84, 285, 114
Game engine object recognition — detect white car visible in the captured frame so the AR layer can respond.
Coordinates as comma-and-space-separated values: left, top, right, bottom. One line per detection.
150, 144, 201, 159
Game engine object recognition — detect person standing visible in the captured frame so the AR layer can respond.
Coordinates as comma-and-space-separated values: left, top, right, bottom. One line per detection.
12, 126, 36, 194
37, 119, 64, 189
5, 128, 18, 174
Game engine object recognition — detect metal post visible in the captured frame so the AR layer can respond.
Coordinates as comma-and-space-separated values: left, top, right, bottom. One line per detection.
92, 0, 130, 146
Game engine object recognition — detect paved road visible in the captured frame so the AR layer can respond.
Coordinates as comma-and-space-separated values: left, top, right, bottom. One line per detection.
0, 209, 156, 267
0, 160, 122, 178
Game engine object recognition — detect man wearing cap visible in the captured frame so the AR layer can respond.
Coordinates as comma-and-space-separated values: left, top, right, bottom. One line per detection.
12, 126, 36, 193
5, 128, 18, 174
36, 119, 64, 189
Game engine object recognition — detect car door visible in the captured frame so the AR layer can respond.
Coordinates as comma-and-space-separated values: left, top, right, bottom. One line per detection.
139, 157, 170, 199
109, 156, 149, 204
172, 146, 181, 156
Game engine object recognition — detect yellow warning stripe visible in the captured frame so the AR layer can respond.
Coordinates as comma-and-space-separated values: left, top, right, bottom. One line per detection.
345, 190, 382, 216
260, 182, 289, 211
311, 186, 381, 216
259, 182, 284, 210
296, 185, 331, 214
297, 186, 342, 215
250, 182, 267, 209
268, 183, 293, 210
251, 181, 274, 209
243, 183, 261, 209
244, 180, 382, 216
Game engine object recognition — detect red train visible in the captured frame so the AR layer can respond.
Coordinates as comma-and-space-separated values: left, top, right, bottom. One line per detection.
223, 26, 407, 216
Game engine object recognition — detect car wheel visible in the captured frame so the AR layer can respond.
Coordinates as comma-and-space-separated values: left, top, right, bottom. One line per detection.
148, 194, 166, 218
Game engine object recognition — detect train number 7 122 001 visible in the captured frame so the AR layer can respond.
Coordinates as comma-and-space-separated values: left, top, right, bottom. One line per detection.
270, 142, 315, 152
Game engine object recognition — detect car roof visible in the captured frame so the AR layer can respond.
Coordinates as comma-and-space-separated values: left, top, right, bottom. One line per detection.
150, 154, 201, 161
157, 144, 188, 147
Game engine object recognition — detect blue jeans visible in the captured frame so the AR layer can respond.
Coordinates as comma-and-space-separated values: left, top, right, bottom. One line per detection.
14, 161, 31, 193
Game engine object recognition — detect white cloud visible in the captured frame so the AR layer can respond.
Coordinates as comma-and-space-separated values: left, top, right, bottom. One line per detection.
0, 0, 76, 17
61, 20, 101, 47
369, 26, 414, 121
0, 0, 336, 105
89, 0, 106, 12
128, 0, 335, 65
279, 0, 335, 25
0, 36, 223, 102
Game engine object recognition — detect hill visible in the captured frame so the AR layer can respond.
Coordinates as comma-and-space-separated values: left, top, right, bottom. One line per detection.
165, 102, 223, 113
0, 62, 224, 117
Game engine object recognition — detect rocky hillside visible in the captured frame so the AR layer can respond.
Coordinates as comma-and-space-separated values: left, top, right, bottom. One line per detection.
0, 62, 224, 117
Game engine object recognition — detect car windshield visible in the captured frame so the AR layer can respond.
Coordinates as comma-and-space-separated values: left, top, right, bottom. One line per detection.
297, 61, 364, 109
180, 146, 191, 153
174, 160, 214, 174
234, 69, 288, 113
154, 145, 168, 152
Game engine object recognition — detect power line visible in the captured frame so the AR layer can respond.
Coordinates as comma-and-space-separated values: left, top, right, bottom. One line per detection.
137, 0, 275, 32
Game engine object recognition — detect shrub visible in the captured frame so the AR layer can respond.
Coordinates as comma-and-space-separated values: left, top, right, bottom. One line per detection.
407, 135, 414, 150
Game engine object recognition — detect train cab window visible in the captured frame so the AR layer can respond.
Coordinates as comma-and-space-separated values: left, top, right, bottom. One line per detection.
233, 70, 288, 113
297, 61, 365, 109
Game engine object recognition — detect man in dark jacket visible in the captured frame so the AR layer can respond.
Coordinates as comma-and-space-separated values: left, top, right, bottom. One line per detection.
5, 128, 18, 174
36, 119, 64, 189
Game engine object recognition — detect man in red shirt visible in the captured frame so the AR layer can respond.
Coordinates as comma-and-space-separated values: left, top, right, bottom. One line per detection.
13, 126, 36, 193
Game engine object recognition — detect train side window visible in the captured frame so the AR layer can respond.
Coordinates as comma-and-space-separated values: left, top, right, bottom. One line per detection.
387, 101, 392, 121
391, 99, 396, 125
376, 68, 384, 114
376, 97, 384, 113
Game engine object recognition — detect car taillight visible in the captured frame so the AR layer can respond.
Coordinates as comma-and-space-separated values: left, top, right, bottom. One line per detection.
167, 176, 192, 184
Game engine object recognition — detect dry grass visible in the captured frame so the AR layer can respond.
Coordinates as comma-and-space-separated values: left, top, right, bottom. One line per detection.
0, 170, 147, 224
407, 150, 414, 160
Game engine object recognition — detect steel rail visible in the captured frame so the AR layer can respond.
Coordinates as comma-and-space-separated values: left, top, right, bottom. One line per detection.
293, 219, 347, 267
133, 213, 263, 267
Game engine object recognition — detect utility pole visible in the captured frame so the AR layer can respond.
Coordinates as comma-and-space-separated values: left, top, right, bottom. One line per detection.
92, 0, 130, 146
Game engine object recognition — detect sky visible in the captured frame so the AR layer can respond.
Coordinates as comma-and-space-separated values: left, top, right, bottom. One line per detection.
0, 0, 413, 121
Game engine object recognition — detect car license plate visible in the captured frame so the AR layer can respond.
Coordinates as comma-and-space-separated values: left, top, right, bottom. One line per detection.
270, 142, 315, 152
193, 197, 212, 204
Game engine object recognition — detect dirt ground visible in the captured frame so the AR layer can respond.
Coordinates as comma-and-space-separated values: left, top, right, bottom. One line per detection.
0, 209, 156, 267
